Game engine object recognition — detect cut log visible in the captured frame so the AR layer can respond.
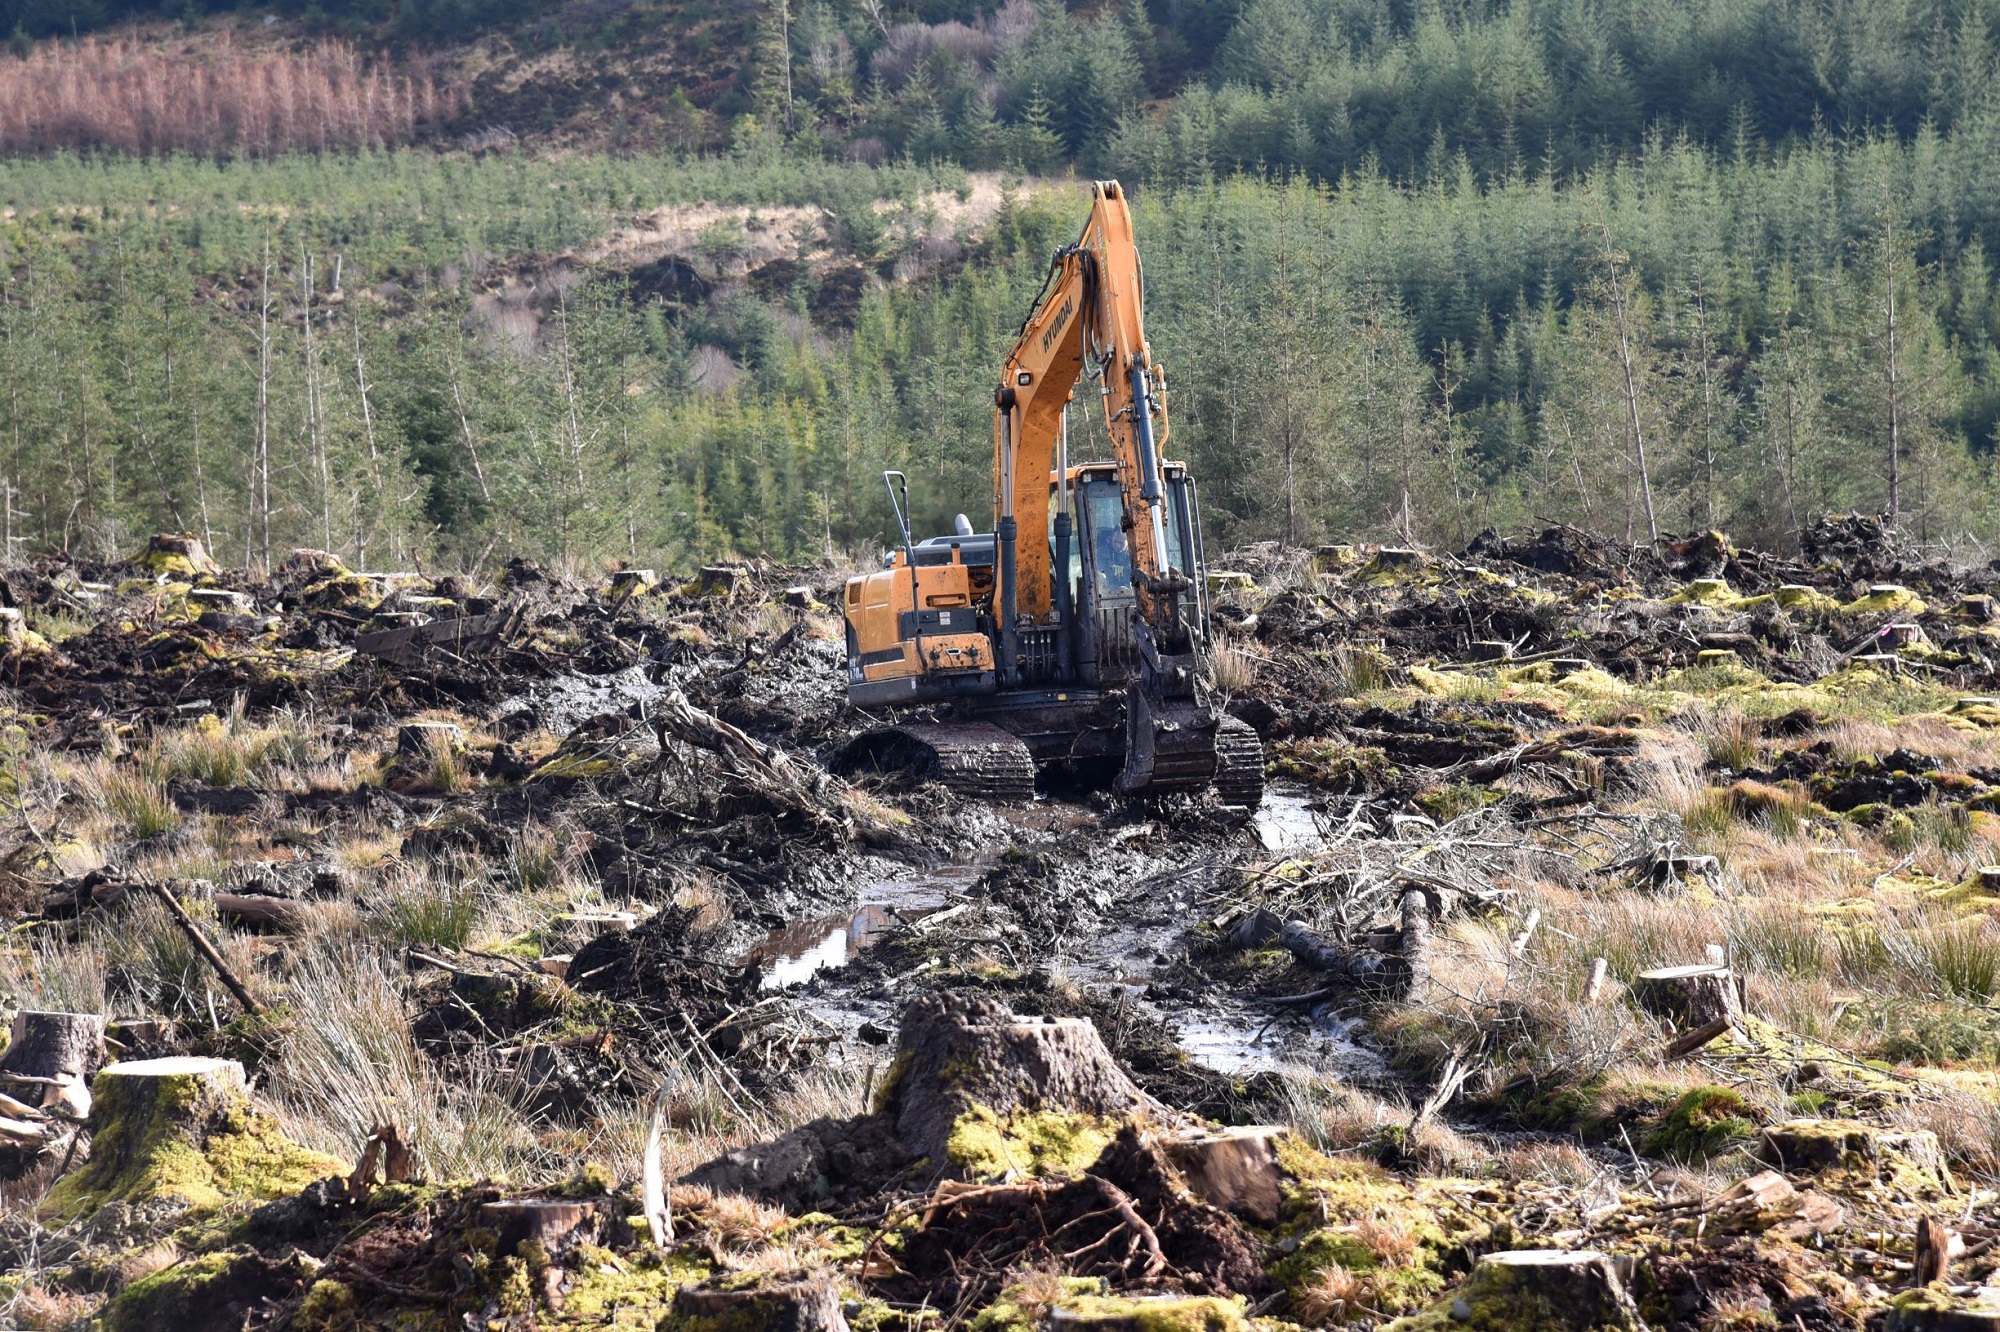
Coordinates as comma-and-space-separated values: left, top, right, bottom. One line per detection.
1664, 1015, 1734, 1061
1413, 1250, 1644, 1331
212, 893, 312, 933
1160, 1126, 1286, 1223
0, 1011, 105, 1115
1275, 919, 1398, 987
1631, 965, 1742, 1029
883, 992, 1173, 1165
480, 1199, 600, 1257
671, 1272, 849, 1332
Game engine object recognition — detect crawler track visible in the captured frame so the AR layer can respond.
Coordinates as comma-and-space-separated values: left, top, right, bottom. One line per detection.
837, 721, 1038, 802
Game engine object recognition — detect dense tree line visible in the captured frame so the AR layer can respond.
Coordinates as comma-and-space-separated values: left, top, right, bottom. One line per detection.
0, 126, 1997, 573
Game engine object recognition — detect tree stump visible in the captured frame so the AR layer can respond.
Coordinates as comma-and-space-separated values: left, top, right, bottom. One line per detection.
1408, 1250, 1643, 1331
1631, 965, 1742, 1028
1760, 1118, 1946, 1186
1160, 1126, 1286, 1223
480, 1199, 600, 1257
610, 569, 657, 595
43, 1056, 343, 1220
0, 1010, 105, 1116
671, 1272, 849, 1332
1885, 1300, 2000, 1331
693, 565, 751, 598
140, 533, 220, 576
884, 992, 1172, 1165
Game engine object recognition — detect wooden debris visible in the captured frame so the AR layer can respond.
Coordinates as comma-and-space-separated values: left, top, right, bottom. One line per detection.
355, 607, 522, 669
1915, 1215, 1954, 1286
1663, 1014, 1734, 1061
1583, 957, 1609, 1003
347, 1122, 416, 1202
642, 1096, 673, 1246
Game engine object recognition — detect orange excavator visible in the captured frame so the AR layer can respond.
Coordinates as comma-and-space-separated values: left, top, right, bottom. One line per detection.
837, 181, 1262, 805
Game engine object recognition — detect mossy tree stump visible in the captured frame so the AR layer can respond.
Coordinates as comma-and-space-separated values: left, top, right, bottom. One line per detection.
1761, 1118, 1947, 1186
1631, 964, 1741, 1029
43, 1056, 344, 1220
1387, 1250, 1642, 1331
670, 1272, 849, 1332
885, 993, 1171, 1164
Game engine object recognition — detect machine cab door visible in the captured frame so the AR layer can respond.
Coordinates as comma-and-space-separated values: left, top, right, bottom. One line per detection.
1070, 464, 1201, 686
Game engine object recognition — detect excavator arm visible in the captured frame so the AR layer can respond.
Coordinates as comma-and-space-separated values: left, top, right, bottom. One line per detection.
992, 180, 1183, 629
991, 180, 1210, 794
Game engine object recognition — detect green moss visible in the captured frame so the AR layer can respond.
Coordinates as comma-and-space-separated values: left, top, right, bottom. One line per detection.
1641, 1086, 1757, 1163
99, 1251, 241, 1332
1267, 1135, 1480, 1316
561, 1160, 618, 1198
290, 1279, 361, 1332
946, 1105, 1113, 1180
556, 1245, 708, 1327
1043, 1293, 1249, 1330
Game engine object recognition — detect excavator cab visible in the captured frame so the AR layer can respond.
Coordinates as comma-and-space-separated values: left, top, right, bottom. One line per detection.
1061, 462, 1206, 688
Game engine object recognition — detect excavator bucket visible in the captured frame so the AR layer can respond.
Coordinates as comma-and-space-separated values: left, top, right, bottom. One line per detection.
1114, 621, 1220, 796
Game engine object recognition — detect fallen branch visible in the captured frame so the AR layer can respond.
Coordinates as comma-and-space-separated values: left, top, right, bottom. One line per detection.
147, 881, 264, 1016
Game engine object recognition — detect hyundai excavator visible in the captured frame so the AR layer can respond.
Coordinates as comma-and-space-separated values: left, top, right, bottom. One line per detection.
837, 180, 1262, 805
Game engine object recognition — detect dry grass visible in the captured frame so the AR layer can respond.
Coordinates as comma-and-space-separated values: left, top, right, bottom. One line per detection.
262, 948, 540, 1181
1203, 633, 1260, 696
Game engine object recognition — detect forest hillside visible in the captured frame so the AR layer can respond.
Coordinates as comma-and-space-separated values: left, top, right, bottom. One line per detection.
0, 0, 1996, 569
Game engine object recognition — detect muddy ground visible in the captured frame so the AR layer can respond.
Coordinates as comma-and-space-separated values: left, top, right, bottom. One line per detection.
1, 519, 2000, 1329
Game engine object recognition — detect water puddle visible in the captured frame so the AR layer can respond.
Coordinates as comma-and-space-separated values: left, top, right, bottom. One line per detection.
1175, 1007, 1381, 1079
751, 863, 987, 990
1254, 786, 1324, 854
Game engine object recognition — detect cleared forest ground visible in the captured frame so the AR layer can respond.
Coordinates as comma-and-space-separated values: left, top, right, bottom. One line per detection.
0, 517, 1998, 1329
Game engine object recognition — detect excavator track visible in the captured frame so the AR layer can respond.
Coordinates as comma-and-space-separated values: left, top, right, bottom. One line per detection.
835, 722, 1037, 803
1212, 714, 1266, 808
